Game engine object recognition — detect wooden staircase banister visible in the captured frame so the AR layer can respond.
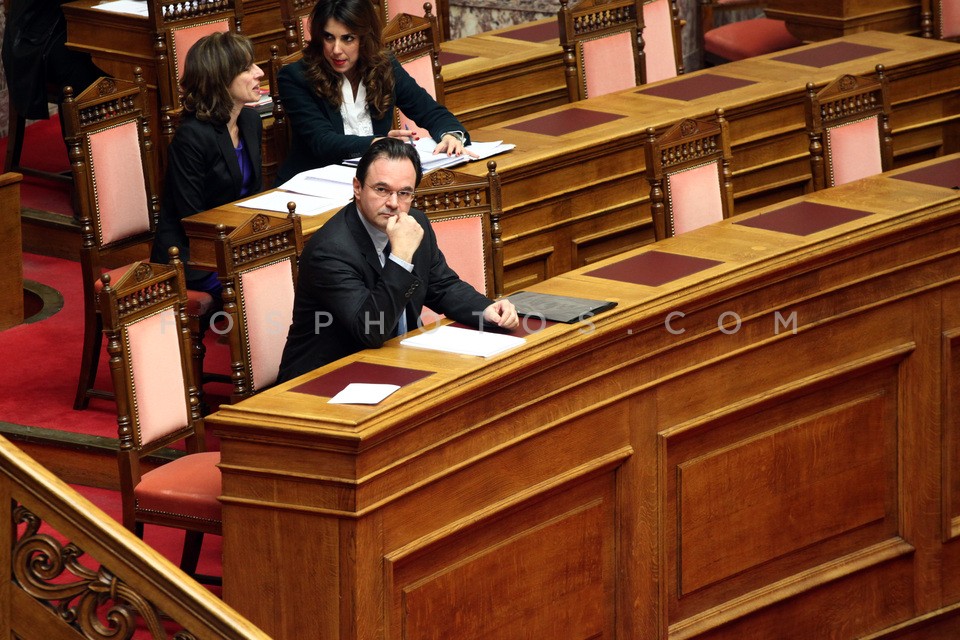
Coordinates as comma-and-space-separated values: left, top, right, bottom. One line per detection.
0, 435, 271, 640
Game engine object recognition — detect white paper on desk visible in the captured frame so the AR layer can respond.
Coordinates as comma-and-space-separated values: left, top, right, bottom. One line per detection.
236, 191, 338, 216
279, 165, 356, 201
400, 325, 525, 358
328, 383, 400, 405
344, 139, 514, 172
93, 0, 149, 16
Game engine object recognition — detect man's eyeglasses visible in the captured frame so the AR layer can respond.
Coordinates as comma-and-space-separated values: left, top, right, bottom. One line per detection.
365, 184, 415, 202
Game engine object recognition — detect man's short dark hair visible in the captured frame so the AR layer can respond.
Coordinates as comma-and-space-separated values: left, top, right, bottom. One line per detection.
356, 137, 423, 188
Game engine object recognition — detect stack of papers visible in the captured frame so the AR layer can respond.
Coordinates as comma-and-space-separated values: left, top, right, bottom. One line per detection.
345, 138, 514, 172
400, 325, 525, 358
278, 164, 356, 201
94, 0, 148, 16
240, 164, 356, 216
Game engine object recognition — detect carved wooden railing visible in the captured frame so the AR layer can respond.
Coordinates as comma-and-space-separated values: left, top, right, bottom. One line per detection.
0, 436, 271, 640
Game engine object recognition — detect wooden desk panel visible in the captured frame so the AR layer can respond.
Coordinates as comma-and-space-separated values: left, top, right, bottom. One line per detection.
765, 0, 923, 41
209, 155, 960, 639
441, 18, 567, 130
0, 173, 24, 331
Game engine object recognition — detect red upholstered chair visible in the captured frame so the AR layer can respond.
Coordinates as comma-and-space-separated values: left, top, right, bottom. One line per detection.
921, 0, 960, 40
214, 211, 303, 403
640, 0, 685, 83
383, 8, 445, 137
804, 65, 893, 191
62, 74, 214, 410
381, 0, 450, 42
412, 161, 504, 325
149, 0, 243, 169
99, 252, 220, 581
558, 0, 645, 102
699, 0, 802, 66
279, 0, 314, 52
643, 108, 734, 240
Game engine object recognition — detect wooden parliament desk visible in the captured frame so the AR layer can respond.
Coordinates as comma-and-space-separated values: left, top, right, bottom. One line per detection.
183, 31, 960, 290
448, 30, 960, 293
208, 153, 960, 639
440, 18, 567, 130
765, 0, 924, 41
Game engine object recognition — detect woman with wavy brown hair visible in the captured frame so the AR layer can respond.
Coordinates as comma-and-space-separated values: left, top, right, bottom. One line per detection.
152, 31, 265, 295
275, 0, 469, 183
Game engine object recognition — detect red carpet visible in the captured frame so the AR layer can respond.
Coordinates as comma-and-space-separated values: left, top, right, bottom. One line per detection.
0, 253, 231, 439
1, 115, 74, 217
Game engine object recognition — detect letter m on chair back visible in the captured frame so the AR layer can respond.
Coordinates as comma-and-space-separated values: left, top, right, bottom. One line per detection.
99, 255, 221, 581
559, 0, 645, 102
804, 64, 892, 191
383, 7, 445, 136
412, 161, 504, 325
61, 74, 159, 410
215, 211, 303, 403
644, 108, 734, 240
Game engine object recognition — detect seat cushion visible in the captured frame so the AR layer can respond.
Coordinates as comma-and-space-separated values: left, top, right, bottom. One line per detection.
186, 289, 215, 317
704, 18, 802, 61
135, 451, 222, 526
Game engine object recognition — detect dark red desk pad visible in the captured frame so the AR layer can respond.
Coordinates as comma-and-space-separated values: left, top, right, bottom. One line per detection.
734, 201, 872, 236
888, 157, 960, 190
636, 74, 757, 102
771, 42, 891, 68
290, 361, 434, 398
585, 250, 723, 287
438, 51, 477, 65
500, 20, 559, 43
505, 108, 626, 136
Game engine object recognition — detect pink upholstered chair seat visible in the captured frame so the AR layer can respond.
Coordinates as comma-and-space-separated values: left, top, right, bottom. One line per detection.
186, 290, 215, 317
704, 18, 802, 61
134, 451, 222, 525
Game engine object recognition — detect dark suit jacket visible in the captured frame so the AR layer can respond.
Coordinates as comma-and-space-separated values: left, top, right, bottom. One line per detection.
152, 108, 262, 284
276, 56, 468, 183
276, 202, 492, 382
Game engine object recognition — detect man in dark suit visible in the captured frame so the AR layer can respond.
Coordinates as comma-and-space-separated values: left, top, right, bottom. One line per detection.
276, 138, 519, 382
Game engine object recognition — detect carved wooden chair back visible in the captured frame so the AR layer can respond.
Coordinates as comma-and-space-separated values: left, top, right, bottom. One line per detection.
214, 210, 303, 403
643, 108, 734, 240
640, 0, 685, 83
99, 253, 221, 578
413, 161, 504, 324
148, 0, 242, 117
383, 8, 445, 134
279, 0, 314, 52
267, 47, 304, 185
61, 74, 159, 410
381, 0, 450, 41
804, 65, 892, 191
558, 0, 645, 102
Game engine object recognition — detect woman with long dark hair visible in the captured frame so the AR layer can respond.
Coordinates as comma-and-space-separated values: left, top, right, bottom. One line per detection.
275, 0, 469, 183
